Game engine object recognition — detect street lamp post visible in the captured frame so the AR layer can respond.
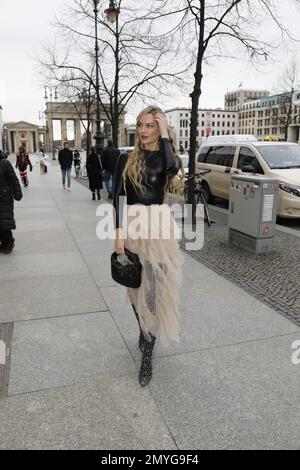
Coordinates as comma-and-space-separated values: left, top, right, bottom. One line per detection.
93, 0, 104, 156
93, 0, 120, 155
44, 86, 58, 160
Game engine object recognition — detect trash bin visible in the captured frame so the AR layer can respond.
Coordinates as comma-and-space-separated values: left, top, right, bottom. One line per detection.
228, 174, 279, 254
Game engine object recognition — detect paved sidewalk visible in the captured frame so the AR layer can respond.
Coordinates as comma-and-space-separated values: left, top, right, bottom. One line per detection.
0, 163, 300, 450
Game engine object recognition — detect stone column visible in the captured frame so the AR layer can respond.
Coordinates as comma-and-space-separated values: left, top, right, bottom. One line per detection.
91, 121, 96, 147
61, 119, 68, 147
287, 126, 297, 143
47, 118, 53, 154
34, 131, 39, 152
74, 119, 82, 150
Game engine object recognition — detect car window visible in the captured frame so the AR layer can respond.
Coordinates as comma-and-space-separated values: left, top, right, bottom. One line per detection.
204, 146, 236, 166
237, 147, 264, 174
197, 147, 208, 163
255, 144, 300, 169
214, 146, 236, 167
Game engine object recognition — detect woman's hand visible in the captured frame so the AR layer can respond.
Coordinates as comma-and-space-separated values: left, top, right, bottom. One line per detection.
154, 113, 169, 139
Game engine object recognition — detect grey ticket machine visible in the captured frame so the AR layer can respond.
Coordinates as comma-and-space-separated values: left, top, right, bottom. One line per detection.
228, 174, 279, 254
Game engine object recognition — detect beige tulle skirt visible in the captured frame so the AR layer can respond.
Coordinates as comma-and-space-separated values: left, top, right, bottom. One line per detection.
124, 204, 184, 343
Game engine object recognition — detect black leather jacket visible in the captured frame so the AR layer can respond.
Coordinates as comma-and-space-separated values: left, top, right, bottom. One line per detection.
113, 138, 181, 229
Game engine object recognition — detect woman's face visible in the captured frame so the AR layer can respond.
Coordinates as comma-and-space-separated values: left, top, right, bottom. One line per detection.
137, 113, 159, 150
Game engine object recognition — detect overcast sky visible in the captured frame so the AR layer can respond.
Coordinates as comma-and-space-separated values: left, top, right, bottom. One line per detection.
1, 0, 300, 126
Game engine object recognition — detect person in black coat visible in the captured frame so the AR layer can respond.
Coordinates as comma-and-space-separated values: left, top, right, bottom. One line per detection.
0, 150, 23, 254
86, 147, 103, 200
58, 142, 73, 190
101, 140, 120, 199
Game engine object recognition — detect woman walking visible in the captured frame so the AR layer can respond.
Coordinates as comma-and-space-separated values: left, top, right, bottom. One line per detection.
16, 147, 32, 187
86, 147, 103, 200
113, 105, 185, 387
0, 150, 23, 254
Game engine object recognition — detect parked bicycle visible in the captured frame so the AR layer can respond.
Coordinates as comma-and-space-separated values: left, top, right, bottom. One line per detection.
184, 169, 212, 226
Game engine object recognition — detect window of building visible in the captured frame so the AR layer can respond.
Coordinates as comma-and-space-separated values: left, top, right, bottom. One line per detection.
212, 130, 215, 135
212, 121, 215, 127
185, 130, 188, 137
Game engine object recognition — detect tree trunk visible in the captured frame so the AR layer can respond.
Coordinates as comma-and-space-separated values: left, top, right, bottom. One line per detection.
188, 0, 205, 227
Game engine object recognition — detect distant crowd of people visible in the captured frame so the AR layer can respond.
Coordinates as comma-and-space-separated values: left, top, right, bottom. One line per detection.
0, 140, 123, 254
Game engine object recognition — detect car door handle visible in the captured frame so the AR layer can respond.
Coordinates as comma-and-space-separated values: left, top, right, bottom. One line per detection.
224, 167, 231, 173
232, 169, 242, 174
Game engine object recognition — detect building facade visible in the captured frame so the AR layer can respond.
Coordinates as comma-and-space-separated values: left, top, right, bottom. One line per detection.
5, 121, 40, 154
224, 89, 269, 111
238, 91, 300, 142
165, 107, 238, 150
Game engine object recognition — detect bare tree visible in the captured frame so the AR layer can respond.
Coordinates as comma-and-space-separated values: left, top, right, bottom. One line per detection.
38, 0, 190, 147
150, 0, 300, 220
271, 62, 300, 141
58, 74, 96, 156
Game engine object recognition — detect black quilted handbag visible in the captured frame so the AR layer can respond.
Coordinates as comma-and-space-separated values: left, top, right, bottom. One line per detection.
111, 248, 142, 288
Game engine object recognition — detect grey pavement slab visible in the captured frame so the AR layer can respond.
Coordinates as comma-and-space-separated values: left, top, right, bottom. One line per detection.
77, 240, 115, 255
0, 376, 176, 450
8, 312, 136, 395
12, 229, 78, 255
100, 262, 299, 359
0, 274, 107, 323
66, 221, 102, 244
149, 333, 300, 450
15, 218, 68, 233
0, 251, 89, 281
14, 199, 57, 208
14, 206, 62, 220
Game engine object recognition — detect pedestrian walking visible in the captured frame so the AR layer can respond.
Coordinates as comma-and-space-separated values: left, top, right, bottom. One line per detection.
73, 149, 81, 178
86, 146, 103, 200
16, 147, 32, 187
113, 105, 185, 387
0, 150, 23, 254
58, 142, 73, 190
101, 139, 120, 199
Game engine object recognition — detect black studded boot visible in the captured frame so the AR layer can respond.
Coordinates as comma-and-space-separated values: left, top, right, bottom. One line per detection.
132, 304, 146, 352
139, 334, 156, 387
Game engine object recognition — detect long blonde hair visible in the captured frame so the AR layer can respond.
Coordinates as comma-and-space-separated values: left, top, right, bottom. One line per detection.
123, 105, 185, 198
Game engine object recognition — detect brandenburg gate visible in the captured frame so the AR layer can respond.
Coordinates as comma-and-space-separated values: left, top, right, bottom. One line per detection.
45, 101, 126, 153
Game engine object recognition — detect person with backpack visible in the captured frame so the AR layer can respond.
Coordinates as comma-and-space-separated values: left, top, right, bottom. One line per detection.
16, 147, 33, 187
0, 150, 23, 254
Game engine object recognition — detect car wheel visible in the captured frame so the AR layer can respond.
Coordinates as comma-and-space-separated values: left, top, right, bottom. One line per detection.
202, 181, 214, 204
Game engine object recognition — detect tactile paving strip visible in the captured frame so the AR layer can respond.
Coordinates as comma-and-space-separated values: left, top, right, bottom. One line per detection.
0, 323, 14, 398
